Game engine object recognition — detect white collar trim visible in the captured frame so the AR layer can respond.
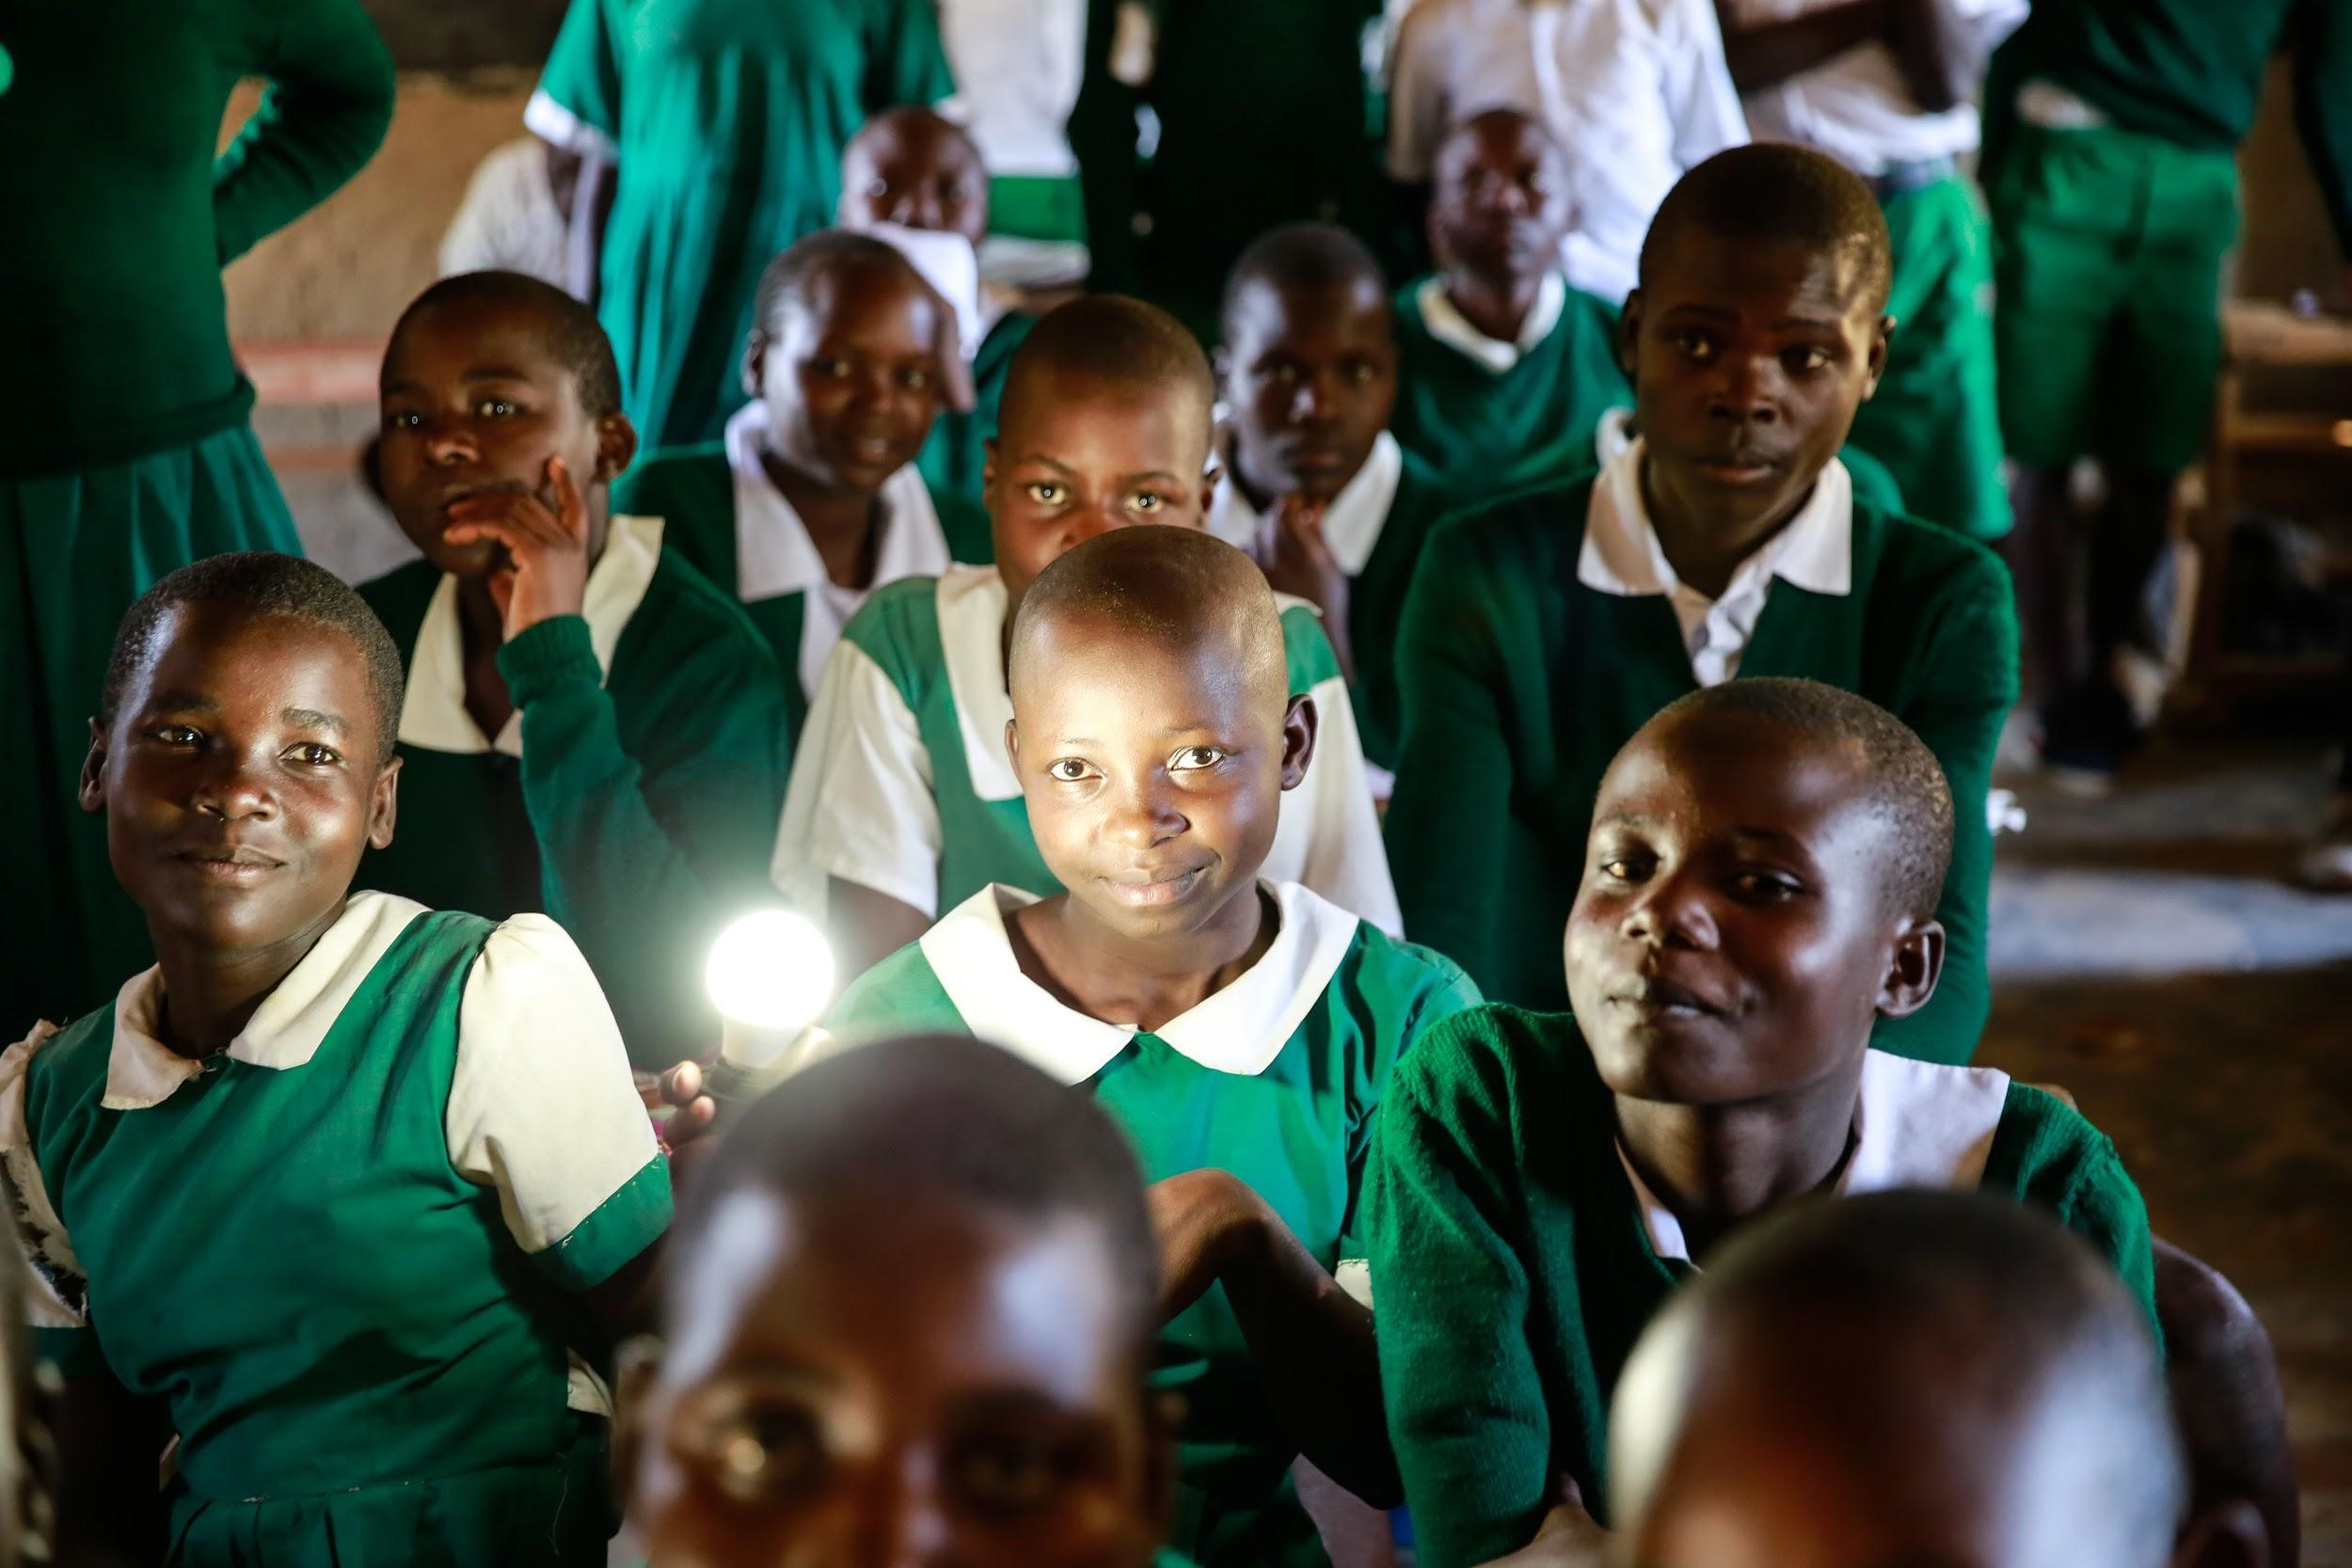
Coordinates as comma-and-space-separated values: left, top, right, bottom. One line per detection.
1207, 431, 1403, 578
396, 512, 666, 757
919, 880, 1362, 1082
1620, 1049, 2013, 1265
1577, 437, 1853, 602
939, 564, 1023, 800
1415, 273, 1568, 373
723, 401, 950, 604
101, 892, 433, 1109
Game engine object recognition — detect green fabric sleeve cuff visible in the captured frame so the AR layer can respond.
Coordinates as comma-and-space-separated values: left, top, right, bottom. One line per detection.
534, 1155, 674, 1291
497, 614, 603, 705
33, 1325, 107, 1381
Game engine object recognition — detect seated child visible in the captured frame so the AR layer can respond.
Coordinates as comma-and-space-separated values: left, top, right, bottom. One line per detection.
812, 527, 1482, 1568
611, 232, 990, 750
8, 552, 669, 1566
776, 293, 1400, 979
1609, 1190, 2268, 1568
1386, 144, 2016, 1066
1389, 109, 1631, 498
362, 270, 788, 1068
622, 1033, 1184, 1568
836, 104, 1042, 505
1366, 679, 2155, 1568
1210, 223, 1453, 775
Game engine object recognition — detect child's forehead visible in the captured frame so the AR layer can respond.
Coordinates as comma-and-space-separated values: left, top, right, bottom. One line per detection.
786, 262, 933, 337
384, 300, 574, 388
1646, 227, 1877, 320
1232, 275, 1390, 343
132, 603, 374, 724
1604, 717, 1873, 837
1003, 374, 1207, 462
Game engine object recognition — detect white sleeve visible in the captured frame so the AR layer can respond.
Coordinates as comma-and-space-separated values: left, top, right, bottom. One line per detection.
771, 640, 945, 922
0, 1024, 87, 1332
437, 148, 526, 278
1384, 1, 1449, 182
446, 917, 669, 1288
1662, 0, 1751, 168
1283, 677, 1404, 938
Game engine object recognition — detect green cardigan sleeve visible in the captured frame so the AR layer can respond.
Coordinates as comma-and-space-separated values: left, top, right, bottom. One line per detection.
1990, 1083, 2161, 1350
1365, 1026, 1555, 1568
213, 0, 394, 264
498, 611, 788, 1069
865, 0, 960, 110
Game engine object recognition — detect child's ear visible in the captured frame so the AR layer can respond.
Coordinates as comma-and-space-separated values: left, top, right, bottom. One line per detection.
981, 437, 999, 499
609, 1334, 664, 1520
367, 754, 403, 851
1616, 291, 1644, 382
2171, 1497, 2269, 1568
1863, 312, 1896, 400
1196, 458, 1220, 520
1004, 718, 1021, 773
594, 412, 639, 484
740, 330, 770, 401
1279, 694, 1318, 791
1874, 916, 1944, 1019
78, 717, 108, 816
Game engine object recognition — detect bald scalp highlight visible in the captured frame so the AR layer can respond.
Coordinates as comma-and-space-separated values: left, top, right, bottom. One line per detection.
1639, 142, 1893, 313
1000, 294, 1216, 467
1221, 223, 1390, 342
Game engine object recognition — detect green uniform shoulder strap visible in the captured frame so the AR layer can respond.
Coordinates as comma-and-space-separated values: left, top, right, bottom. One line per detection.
611, 443, 737, 592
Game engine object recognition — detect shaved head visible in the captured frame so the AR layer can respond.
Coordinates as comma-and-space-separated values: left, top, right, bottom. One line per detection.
1000, 295, 1216, 468
1611, 1190, 2183, 1568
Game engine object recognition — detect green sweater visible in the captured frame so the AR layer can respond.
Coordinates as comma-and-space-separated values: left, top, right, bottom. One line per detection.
1990, 0, 2352, 247
1342, 445, 1453, 772
1362, 1006, 2158, 1568
1384, 476, 2016, 1065
358, 551, 789, 1069
0, 0, 393, 475
1387, 278, 1631, 501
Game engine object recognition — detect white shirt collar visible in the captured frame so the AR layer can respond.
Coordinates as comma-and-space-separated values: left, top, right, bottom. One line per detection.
918, 880, 1362, 1082
397, 512, 666, 757
937, 563, 1024, 800
1414, 272, 1568, 374
724, 402, 953, 696
1620, 1049, 2014, 1265
1207, 431, 1404, 578
1577, 437, 1853, 686
100, 892, 433, 1110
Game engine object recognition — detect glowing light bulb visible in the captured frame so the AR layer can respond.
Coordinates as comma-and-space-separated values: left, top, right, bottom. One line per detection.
707, 911, 834, 1068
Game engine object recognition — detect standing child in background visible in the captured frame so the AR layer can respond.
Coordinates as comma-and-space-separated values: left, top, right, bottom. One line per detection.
776, 295, 1398, 979
361, 272, 787, 1068
437, 136, 585, 292
1717, 0, 2024, 542
1211, 224, 1450, 776
8, 554, 668, 1567
811, 529, 1481, 1568
1386, 0, 1746, 305
1369, 681, 2153, 1568
612, 234, 990, 759
527, 0, 958, 448
1386, 145, 2015, 1065
1388, 111, 1632, 498
836, 106, 1045, 505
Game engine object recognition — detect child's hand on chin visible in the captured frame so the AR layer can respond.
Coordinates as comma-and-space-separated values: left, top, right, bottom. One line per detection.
1476, 1477, 1610, 1568
441, 455, 591, 638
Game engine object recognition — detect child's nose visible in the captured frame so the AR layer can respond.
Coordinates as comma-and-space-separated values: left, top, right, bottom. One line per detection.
1708, 358, 1779, 425
847, 1452, 952, 1568
1622, 874, 1716, 950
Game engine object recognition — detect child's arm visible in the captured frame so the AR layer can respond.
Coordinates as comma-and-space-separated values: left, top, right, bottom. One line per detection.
1282, 612, 1405, 937
862, 0, 961, 114
212, 0, 394, 264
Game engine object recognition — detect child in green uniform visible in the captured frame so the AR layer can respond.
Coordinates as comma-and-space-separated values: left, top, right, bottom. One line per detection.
1387, 144, 2015, 1065
612, 234, 990, 757
837, 106, 1044, 506
776, 295, 1399, 979
6, 553, 669, 1567
623, 1034, 1196, 1568
1209, 225, 1451, 777
1609, 1190, 2262, 1568
528, 0, 959, 449
1, 0, 393, 1028
809, 527, 1480, 1568
1367, 680, 2154, 1568
361, 273, 788, 1068
1389, 110, 1631, 498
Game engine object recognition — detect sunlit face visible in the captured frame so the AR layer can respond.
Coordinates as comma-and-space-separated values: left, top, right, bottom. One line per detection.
1622, 230, 1889, 546
1008, 610, 1308, 945
83, 605, 398, 962
840, 117, 990, 245
629, 1185, 1168, 1568
1222, 277, 1397, 504
748, 266, 948, 493
984, 372, 1216, 614
1429, 115, 1572, 282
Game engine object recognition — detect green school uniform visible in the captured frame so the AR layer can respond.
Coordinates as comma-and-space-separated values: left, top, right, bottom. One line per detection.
1388, 275, 1631, 500
918, 309, 1038, 505
825, 879, 1484, 1568
0, 0, 392, 1027
358, 516, 789, 1069
1363, 1006, 2157, 1568
1384, 451, 2017, 1065
611, 408, 991, 755
777, 563, 1404, 934
4, 894, 672, 1566
529, 0, 958, 449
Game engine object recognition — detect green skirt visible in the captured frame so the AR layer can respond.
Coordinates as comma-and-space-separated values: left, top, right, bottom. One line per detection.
1, 423, 298, 1026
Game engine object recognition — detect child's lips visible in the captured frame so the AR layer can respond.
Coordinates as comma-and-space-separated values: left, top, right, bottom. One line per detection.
1098, 864, 1209, 907
173, 846, 287, 883
1612, 974, 1726, 1020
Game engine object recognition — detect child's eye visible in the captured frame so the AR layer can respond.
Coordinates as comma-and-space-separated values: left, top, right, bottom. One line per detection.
473, 398, 522, 420
286, 743, 342, 768
1729, 870, 1802, 901
385, 410, 423, 432
1025, 482, 1067, 505
1047, 758, 1097, 783
1671, 331, 1715, 362
816, 358, 853, 379
951, 1437, 1062, 1513
709, 1408, 825, 1500
1597, 854, 1652, 883
900, 367, 930, 390
1346, 360, 1377, 386
1129, 491, 1167, 515
150, 724, 202, 747
1170, 745, 1226, 770
1782, 346, 1832, 376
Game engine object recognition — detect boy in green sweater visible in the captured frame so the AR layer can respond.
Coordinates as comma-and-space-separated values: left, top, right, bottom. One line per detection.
810, 527, 1480, 1568
1390, 109, 1631, 499
1366, 679, 2154, 1568
775, 294, 1399, 980
623, 1034, 1194, 1568
1210, 225, 1454, 776
1608, 1190, 2262, 1568
362, 272, 789, 1068
612, 233, 989, 758
1386, 143, 2015, 1065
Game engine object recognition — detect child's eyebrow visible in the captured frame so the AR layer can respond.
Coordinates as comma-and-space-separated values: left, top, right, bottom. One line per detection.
147, 690, 220, 714
283, 707, 350, 737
